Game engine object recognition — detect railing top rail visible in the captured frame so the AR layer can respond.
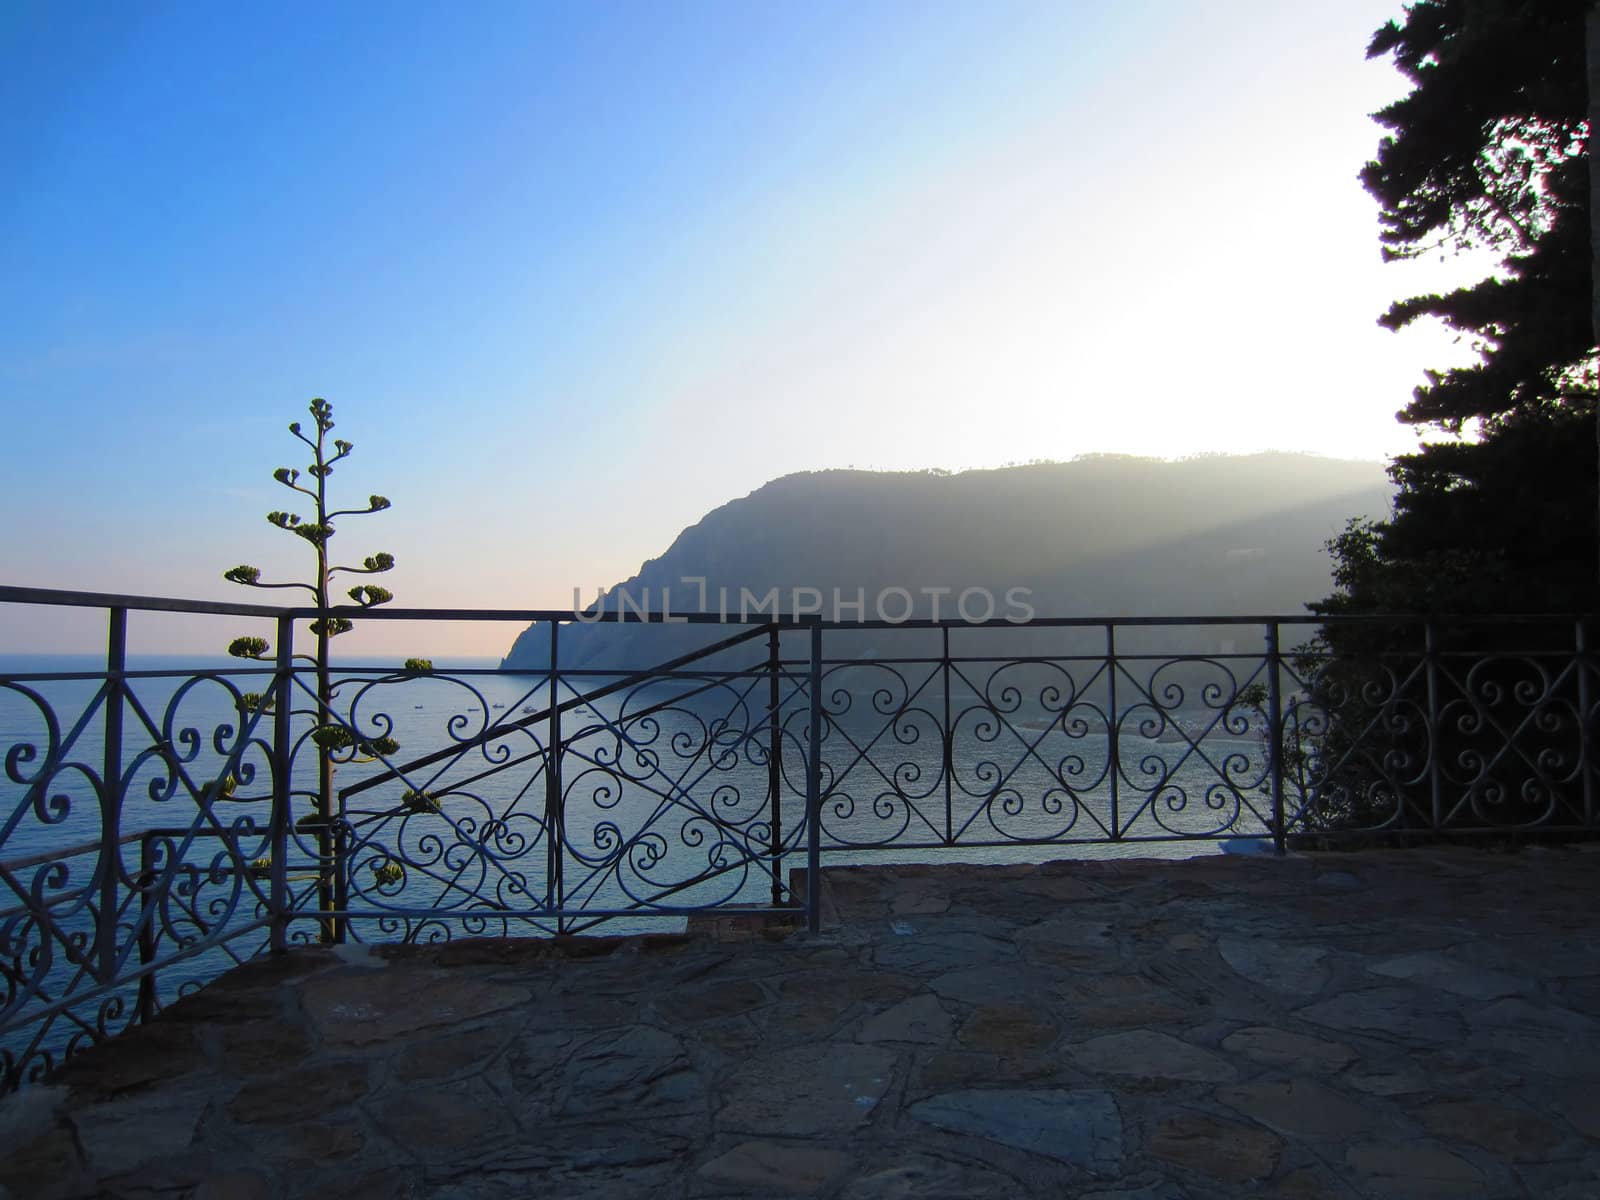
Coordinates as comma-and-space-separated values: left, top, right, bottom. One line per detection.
0, 585, 287, 618
265, 607, 1600, 627
5, 584, 1600, 629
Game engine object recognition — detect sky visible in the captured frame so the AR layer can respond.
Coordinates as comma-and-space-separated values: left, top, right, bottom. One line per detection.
0, 0, 1485, 656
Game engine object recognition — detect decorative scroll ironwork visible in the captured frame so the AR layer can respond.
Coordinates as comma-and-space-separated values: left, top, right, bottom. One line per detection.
323, 633, 809, 940
809, 646, 1281, 849
1279, 626, 1594, 836
4, 588, 1600, 1092
0, 653, 279, 1092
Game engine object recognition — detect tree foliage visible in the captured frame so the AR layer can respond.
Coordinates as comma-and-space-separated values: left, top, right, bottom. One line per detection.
1364, 0, 1591, 427
1294, 2, 1598, 838
1321, 0, 1596, 619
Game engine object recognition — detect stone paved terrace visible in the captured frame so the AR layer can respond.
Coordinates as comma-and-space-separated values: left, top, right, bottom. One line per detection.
3, 848, 1600, 1199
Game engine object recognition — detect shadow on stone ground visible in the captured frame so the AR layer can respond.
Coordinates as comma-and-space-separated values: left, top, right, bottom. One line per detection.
3, 847, 1599, 1198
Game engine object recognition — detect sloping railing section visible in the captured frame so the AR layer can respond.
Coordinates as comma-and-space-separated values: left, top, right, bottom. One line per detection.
3, 589, 1599, 1090
331, 621, 817, 942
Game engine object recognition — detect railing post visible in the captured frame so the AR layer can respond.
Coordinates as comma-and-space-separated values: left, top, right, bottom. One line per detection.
805, 620, 823, 934
1425, 621, 1442, 831
136, 834, 156, 1022
314, 622, 339, 945
332, 819, 349, 945
99, 607, 126, 986
1106, 623, 1119, 839
269, 614, 293, 953
942, 625, 953, 845
545, 621, 564, 933
767, 625, 784, 908
1579, 620, 1593, 829
1266, 622, 1285, 856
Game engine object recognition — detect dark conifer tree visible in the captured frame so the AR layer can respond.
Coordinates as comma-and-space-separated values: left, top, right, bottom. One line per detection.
1292, 2, 1596, 835
1320, 0, 1595, 617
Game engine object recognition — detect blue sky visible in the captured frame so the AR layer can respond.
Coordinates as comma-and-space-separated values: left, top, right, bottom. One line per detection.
1, 1, 1472, 653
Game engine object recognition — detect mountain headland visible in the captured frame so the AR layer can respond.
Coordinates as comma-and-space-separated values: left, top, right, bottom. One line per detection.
501, 454, 1393, 671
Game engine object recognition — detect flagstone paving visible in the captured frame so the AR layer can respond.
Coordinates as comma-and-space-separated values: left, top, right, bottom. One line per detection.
3, 846, 1600, 1198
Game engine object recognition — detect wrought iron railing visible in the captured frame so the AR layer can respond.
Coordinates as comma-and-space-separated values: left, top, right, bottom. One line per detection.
2, 585, 1597, 1088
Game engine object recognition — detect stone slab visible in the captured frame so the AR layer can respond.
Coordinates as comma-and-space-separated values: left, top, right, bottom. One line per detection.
300, 967, 530, 1046
909, 1087, 1122, 1173
1219, 937, 1330, 996
696, 1141, 851, 1193
838, 1152, 1023, 1199
718, 1044, 897, 1135
1414, 1099, 1562, 1161
1296, 987, 1463, 1043
1344, 1143, 1486, 1198
508, 1025, 702, 1121
1068, 1030, 1236, 1082
1220, 1026, 1356, 1072
1148, 1109, 1283, 1183
857, 994, 954, 1045
1217, 1079, 1373, 1139
1369, 953, 1534, 1000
